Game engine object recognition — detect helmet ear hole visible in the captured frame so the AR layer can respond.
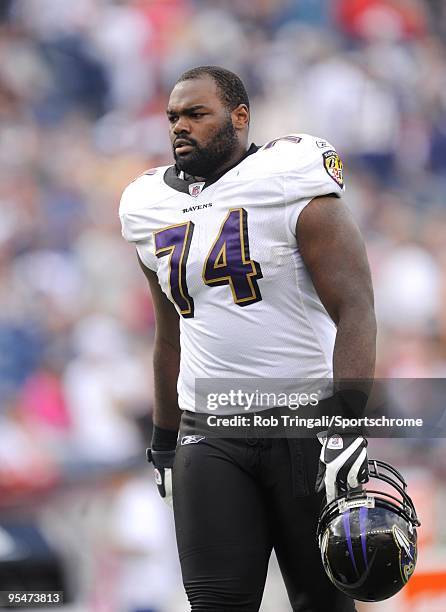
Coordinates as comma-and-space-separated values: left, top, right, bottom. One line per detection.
316, 459, 420, 602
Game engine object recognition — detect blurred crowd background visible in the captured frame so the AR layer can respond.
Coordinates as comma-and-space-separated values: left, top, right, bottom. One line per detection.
1, 0, 446, 610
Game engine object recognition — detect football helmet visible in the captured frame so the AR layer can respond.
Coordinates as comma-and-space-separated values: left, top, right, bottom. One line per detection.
317, 459, 420, 602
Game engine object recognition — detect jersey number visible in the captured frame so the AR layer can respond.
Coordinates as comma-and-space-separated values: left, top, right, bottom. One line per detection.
154, 208, 262, 317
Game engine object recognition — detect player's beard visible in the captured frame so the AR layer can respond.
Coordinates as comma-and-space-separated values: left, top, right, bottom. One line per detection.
173, 115, 238, 179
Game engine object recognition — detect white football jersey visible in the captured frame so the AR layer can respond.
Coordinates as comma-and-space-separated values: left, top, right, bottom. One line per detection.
120, 134, 345, 413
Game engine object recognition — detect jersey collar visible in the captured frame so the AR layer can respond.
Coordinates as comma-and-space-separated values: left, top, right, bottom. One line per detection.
163, 143, 259, 194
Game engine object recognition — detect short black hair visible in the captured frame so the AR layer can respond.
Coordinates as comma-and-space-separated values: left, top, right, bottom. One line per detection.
176, 66, 250, 111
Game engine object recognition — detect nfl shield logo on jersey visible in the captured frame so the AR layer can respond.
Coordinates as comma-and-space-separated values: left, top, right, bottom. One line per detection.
189, 182, 205, 197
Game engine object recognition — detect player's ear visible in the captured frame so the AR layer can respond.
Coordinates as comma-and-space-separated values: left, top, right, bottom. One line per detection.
232, 104, 249, 130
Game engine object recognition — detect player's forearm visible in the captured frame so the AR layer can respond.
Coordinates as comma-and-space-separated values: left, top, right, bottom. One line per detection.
153, 337, 182, 431
332, 303, 376, 401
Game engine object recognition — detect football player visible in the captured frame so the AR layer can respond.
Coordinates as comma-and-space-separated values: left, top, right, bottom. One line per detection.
120, 66, 376, 611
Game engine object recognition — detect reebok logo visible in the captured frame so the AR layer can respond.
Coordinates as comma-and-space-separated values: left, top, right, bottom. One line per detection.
181, 435, 206, 446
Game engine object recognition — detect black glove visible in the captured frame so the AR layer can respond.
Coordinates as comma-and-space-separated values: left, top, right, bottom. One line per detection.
146, 448, 175, 507
315, 432, 369, 504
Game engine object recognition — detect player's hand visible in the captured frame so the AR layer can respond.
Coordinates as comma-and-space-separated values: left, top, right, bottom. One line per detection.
315, 433, 369, 504
146, 448, 175, 508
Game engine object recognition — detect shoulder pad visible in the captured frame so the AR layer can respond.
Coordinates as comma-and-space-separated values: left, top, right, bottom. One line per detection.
128, 166, 165, 184
260, 133, 334, 154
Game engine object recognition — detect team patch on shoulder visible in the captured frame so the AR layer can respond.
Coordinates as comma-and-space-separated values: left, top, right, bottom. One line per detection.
322, 150, 344, 188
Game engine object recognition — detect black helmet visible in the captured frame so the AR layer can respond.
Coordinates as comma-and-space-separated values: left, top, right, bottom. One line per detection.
317, 459, 420, 602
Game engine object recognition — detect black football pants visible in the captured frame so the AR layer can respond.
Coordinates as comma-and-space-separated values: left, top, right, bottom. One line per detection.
172, 412, 356, 612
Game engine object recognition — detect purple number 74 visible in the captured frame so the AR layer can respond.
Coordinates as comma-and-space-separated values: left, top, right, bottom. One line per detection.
154, 208, 262, 317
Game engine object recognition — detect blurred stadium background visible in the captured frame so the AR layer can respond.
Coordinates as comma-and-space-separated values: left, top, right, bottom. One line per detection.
0, 0, 446, 610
